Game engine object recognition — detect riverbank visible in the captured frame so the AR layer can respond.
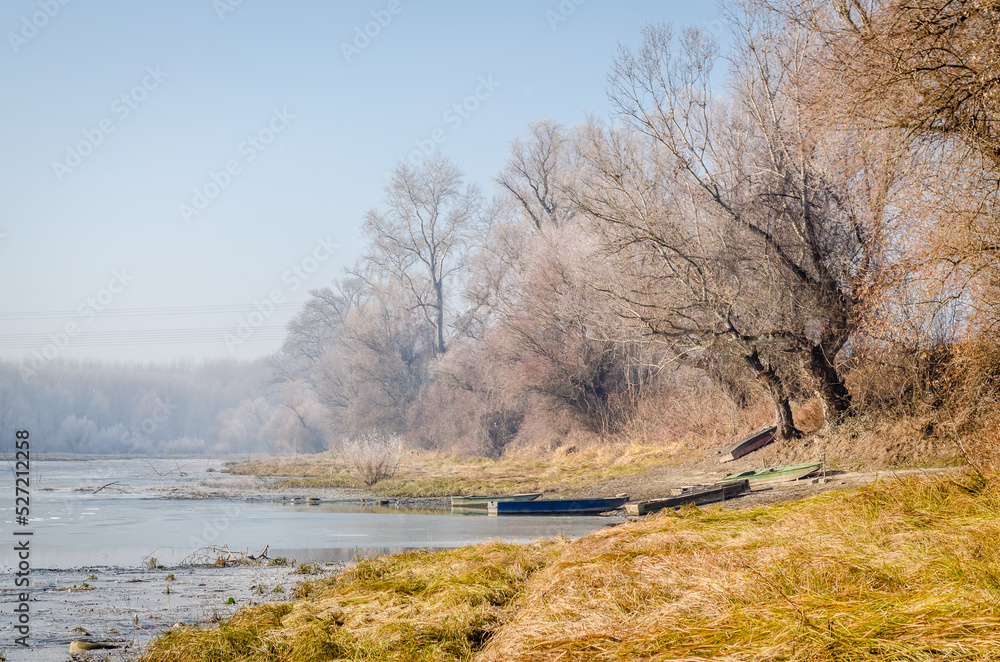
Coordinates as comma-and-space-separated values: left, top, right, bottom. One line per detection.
139, 468, 1000, 661
222, 431, 961, 505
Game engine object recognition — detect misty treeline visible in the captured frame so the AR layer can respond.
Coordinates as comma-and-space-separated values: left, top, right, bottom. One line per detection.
274, 0, 1000, 456
0, 359, 284, 455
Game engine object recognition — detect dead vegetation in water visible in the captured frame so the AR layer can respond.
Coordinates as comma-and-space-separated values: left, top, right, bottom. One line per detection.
180, 545, 274, 568
142, 470, 1000, 661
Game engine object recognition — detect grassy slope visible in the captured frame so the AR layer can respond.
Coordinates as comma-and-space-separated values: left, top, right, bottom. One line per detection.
142, 470, 1000, 661
226, 446, 677, 497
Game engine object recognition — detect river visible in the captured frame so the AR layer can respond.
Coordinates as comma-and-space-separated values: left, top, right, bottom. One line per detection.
0, 456, 620, 660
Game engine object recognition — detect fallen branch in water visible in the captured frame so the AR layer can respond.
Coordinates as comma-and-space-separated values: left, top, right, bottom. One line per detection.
93, 481, 119, 494
180, 545, 271, 567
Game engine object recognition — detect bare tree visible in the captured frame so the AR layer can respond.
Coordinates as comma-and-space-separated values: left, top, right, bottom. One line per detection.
363, 156, 483, 354
574, 16, 906, 432
767, 0, 1000, 170
759, 0, 1000, 347
276, 273, 431, 441
497, 121, 577, 231
491, 225, 663, 436
571, 123, 805, 438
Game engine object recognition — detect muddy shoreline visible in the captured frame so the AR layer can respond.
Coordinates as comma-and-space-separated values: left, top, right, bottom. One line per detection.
1, 563, 331, 662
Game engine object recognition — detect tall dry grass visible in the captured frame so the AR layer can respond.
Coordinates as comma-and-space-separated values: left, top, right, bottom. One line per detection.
481, 470, 1000, 661
141, 541, 558, 662
143, 470, 1000, 661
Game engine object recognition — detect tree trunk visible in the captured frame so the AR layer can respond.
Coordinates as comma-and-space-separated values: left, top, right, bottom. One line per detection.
434, 279, 446, 354
744, 350, 802, 441
804, 343, 851, 425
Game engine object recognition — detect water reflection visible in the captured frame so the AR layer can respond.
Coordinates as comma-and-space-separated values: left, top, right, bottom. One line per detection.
280, 502, 449, 516
1, 458, 619, 570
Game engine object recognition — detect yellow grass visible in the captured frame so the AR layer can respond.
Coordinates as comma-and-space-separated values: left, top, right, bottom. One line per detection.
226, 445, 681, 497
143, 469, 1000, 661
141, 541, 558, 662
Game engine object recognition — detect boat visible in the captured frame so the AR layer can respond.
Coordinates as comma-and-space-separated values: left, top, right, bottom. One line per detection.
718, 426, 777, 463
488, 496, 629, 516
451, 493, 541, 506
626, 480, 749, 516
451, 493, 541, 514
720, 462, 822, 486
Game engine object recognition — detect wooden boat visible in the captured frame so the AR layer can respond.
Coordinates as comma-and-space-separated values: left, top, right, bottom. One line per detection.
451, 493, 541, 507
488, 496, 629, 516
451, 493, 541, 514
719, 426, 777, 463
626, 480, 749, 516
720, 462, 822, 486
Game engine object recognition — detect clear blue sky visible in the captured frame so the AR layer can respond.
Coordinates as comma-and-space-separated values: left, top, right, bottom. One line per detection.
0, 0, 724, 364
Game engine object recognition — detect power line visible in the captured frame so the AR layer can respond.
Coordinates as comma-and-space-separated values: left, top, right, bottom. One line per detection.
0, 326, 289, 349
0, 303, 303, 321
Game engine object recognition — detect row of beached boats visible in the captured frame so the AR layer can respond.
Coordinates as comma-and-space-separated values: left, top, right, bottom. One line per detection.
453, 461, 823, 516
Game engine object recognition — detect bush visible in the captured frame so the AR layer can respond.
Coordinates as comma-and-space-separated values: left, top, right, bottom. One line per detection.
340, 430, 404, 486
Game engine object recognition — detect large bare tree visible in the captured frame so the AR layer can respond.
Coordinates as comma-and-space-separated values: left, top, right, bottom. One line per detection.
760, 0, 1000, 344
574, 15, 905, 432
363, 156, 483, 354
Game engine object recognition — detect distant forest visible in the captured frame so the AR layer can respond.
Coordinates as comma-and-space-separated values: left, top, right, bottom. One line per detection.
0, 360, 280, 455
8, 2, 1000, 458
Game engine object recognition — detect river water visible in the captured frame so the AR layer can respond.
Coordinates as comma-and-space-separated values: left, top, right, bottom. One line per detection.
2, 457, 616, 569
1, 457, 619, 660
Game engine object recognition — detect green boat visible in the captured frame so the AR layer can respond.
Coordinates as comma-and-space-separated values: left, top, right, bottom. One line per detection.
721, 462, 821, 486
451, 493, 541, 508
451, 493, 542, 514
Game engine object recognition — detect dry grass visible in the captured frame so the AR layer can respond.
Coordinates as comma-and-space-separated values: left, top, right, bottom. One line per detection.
734, 410, 964, 473
481, 470, 1000, 661
621, 383, 776, 453
140, 541, 559, 662
144, 470, 1000, 661
228, 445, 676, 497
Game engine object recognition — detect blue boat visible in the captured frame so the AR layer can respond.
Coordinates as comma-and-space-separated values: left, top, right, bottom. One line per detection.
487, 496, 629, 516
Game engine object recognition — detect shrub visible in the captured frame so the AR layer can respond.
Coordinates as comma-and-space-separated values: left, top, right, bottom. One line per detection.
339, 430, 404, 486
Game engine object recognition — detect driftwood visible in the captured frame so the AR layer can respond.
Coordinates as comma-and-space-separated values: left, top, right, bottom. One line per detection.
180, 544, 270, 567
93, 481, 119, 494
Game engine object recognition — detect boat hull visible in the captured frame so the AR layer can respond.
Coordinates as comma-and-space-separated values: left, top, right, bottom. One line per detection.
719, 426, 777, 463
626, 480, 749, 516
721, 462, 821, 485
451, 493, 541, 507
488, 497, 628, 516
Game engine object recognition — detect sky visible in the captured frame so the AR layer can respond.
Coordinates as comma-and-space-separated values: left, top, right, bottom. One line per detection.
0, 0, 724, 365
